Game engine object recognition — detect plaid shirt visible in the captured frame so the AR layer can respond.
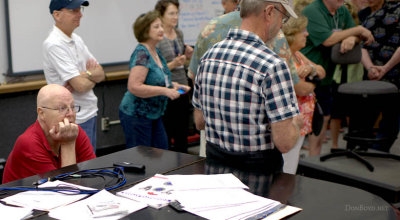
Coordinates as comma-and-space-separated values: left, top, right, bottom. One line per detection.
193, 29, 299, 152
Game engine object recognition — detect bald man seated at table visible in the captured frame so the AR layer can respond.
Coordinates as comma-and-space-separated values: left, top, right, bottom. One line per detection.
2, 84, 96, 183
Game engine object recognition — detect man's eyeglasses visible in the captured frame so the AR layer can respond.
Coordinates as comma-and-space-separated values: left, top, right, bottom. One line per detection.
273, 6, 290, 24
40, 105, 81, 114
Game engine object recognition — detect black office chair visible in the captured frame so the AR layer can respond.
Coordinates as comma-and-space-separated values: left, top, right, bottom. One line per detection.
320, 80, 400, 171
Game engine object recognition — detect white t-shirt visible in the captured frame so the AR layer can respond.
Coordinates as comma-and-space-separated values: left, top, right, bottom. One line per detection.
43, 26, 98, 124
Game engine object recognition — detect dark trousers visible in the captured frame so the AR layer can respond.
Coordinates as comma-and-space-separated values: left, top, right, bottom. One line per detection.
119, 110, 168, 149
206, 142, 283, 173
162, 93, 190, 153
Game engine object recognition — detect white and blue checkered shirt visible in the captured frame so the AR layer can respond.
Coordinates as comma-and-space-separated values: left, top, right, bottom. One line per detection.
193, 29, 299, 153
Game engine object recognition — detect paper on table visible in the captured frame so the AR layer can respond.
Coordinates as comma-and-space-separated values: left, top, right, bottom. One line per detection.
184, 198, 280, 220
117, 174, 175, 209
174, 187, 283, 220
0, 203, 33, 220
168, 173, 302, 220
1, 180, 93, 211
166, 173, 249, 191
49, 190, 147, 220
174, 188, 277, 210
182, 195, 301, 220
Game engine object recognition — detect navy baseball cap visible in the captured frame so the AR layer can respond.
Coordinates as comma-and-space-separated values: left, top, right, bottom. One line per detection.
49, 0, 89, 14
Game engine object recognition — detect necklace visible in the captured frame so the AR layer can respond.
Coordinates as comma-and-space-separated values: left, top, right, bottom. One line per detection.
142, 43, 170, 87
143, 43, 163, 69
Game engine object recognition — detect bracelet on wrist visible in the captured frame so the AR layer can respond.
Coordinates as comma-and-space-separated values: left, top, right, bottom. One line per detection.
309, 64, 317, 77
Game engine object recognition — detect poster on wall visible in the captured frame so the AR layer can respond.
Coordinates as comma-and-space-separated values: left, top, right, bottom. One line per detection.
179, 0, 223, 46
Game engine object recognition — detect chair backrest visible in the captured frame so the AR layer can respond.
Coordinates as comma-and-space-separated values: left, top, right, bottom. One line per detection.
331, 43, 362, 64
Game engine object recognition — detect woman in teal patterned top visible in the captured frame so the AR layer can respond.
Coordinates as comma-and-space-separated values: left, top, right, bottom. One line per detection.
119, 11, 190, 149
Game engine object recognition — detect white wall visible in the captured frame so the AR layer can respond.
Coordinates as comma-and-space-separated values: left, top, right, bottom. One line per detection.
0, 0, 223, 83
0, 1, 8, 84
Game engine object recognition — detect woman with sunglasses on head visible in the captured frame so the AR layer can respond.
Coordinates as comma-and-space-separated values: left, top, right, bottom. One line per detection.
155, 0, 193, 153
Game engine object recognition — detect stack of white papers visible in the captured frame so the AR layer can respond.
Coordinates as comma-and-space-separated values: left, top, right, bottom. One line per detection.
166, 174, 302, 220
1, 180, 93, 211
117, 173, 301, 219
49, 190, 147, 220
117, 174, 174, 209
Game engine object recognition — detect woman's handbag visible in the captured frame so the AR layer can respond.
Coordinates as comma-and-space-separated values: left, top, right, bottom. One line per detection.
312, 101, 324, 136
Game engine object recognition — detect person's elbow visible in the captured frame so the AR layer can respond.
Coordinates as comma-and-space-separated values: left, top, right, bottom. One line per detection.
272, 133, 295, 153
271, 119, 300, 153
274, 141, 296, 153
128, 82, 141, 96
195, 120, 205, 130
194, 109, 205, 130
294, 81, 315, 96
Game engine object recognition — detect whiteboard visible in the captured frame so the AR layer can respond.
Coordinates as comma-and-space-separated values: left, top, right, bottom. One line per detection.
179, 0, 223, 45
6, 0, 223, 75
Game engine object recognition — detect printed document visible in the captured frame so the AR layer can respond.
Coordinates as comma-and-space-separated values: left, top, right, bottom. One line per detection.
49, 190, 147, 220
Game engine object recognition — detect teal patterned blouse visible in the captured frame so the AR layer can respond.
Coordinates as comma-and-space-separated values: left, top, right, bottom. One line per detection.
119, 44, 172, 119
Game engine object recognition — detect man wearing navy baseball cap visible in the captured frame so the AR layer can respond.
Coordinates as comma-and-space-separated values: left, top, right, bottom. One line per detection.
49, 0, 89, 14
43, 0, 105, 154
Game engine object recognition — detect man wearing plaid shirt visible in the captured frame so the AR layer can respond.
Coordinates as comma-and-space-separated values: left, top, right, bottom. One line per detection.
193, 0, 303, 171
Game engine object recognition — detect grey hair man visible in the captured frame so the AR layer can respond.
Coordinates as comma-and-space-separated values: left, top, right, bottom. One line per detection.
193, 0, 303, 172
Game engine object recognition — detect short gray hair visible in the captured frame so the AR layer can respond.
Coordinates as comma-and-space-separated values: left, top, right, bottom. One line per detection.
240, 0, 273, 18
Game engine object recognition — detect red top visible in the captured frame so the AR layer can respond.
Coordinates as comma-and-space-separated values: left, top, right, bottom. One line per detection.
2, 121, 96, 183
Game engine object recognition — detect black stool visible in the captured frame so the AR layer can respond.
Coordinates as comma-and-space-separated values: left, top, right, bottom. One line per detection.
320, 80, 400, 171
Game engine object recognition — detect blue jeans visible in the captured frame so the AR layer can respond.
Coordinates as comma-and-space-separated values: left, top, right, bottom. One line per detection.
79, 116, 97, 153
119, 110, 168, 149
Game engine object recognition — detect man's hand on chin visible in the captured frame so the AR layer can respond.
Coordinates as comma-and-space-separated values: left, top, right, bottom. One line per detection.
49, 118, 79, 144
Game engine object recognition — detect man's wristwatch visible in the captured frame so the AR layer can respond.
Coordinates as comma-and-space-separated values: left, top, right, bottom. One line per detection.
86, 70, 92, 78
